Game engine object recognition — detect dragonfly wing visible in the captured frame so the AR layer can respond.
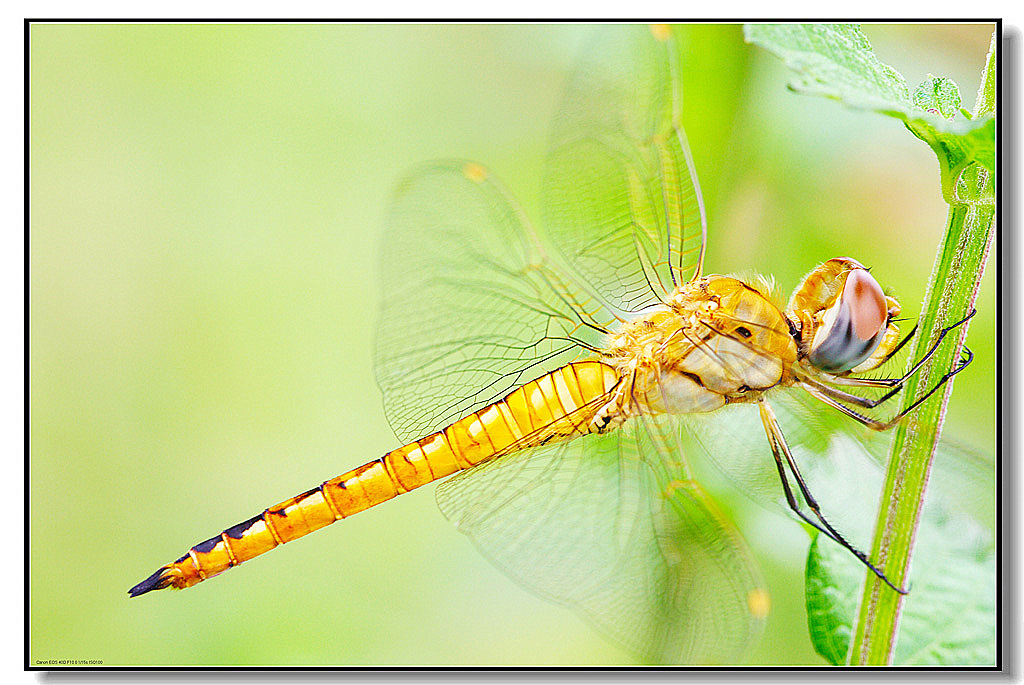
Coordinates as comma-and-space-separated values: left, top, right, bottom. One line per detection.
436, 412, 766, 664
680, 391, 888, 551
542, 24, 707, 311
680, 389, 995, 552
377, 24, 709, 441
376, 161, 615, 442
778, 390, 994, 537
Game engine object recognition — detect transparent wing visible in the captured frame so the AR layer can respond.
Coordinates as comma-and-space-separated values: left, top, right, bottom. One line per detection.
375, 161, 615, 442
542, 24, 707, 311
680, 388, 995, 552
436, 412, 766, 665
374, 26, 765, 663
680, 392, 880, 549
377, 24, 709, 440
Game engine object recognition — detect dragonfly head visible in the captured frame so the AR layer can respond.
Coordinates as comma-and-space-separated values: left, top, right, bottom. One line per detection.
787, 257, 902, 373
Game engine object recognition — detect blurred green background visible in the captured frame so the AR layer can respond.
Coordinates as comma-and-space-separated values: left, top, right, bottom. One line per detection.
29, 23, 995, 666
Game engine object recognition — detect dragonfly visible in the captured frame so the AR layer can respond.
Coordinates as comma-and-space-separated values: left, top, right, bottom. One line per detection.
129, 25, 976, 663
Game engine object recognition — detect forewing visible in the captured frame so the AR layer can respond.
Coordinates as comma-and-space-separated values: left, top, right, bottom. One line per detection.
436, 413, 766, 664
375, 162, 612, 442
543, 24, 707, 312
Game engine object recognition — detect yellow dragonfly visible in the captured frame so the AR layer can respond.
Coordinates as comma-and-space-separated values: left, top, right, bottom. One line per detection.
129, 25, 974, 663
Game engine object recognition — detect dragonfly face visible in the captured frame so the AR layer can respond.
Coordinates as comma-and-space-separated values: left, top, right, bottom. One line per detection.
789, 257, 903, 374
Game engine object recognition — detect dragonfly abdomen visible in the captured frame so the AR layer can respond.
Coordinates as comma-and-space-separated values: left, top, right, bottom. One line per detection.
128, 360, 619, 597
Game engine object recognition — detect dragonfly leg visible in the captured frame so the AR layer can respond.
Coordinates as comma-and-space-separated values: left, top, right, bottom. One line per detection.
758, 399, 908, 594
816, 309, 976, 392
800, 345, 973, 431
798, 342, 971, 410
871, 320, 919, 366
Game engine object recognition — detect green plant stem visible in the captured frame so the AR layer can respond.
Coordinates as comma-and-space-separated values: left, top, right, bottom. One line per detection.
848, 30, 996, 666
847, 199, 993, 665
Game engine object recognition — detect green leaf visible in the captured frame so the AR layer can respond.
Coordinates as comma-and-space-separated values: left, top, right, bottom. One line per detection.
743, 23, 910, 111
744, 23, 995, 187
805, 535, 860, 665
958, 119, 995, 182
806, 493, 995, 665
913, 75, 962, 118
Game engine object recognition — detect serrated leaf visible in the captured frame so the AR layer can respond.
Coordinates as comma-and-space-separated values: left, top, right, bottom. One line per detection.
744, 23, 995, 180
806, 493, 995, 666
743, 23, 910, 111
913, 76, 962, 118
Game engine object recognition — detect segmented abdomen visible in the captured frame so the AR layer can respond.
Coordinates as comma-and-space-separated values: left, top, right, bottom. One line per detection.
128, 360, 620, 596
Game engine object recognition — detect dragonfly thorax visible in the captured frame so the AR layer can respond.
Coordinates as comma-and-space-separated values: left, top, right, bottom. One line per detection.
602, 276, 799, 418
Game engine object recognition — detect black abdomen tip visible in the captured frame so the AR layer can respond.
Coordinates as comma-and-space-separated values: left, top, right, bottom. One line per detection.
128, 567, 172, 597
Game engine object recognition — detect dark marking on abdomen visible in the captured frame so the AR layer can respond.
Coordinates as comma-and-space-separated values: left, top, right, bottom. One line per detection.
194, 536, 221, 554
294, 486, 320, 501
224, 514, 263, 539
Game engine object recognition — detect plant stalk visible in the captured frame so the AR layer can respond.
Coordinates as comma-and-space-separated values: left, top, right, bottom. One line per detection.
847, 200, 992, 665
847, 29, 996, 665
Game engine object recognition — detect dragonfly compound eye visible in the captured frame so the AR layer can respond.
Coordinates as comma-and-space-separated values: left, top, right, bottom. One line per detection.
807, 267, 888, 373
